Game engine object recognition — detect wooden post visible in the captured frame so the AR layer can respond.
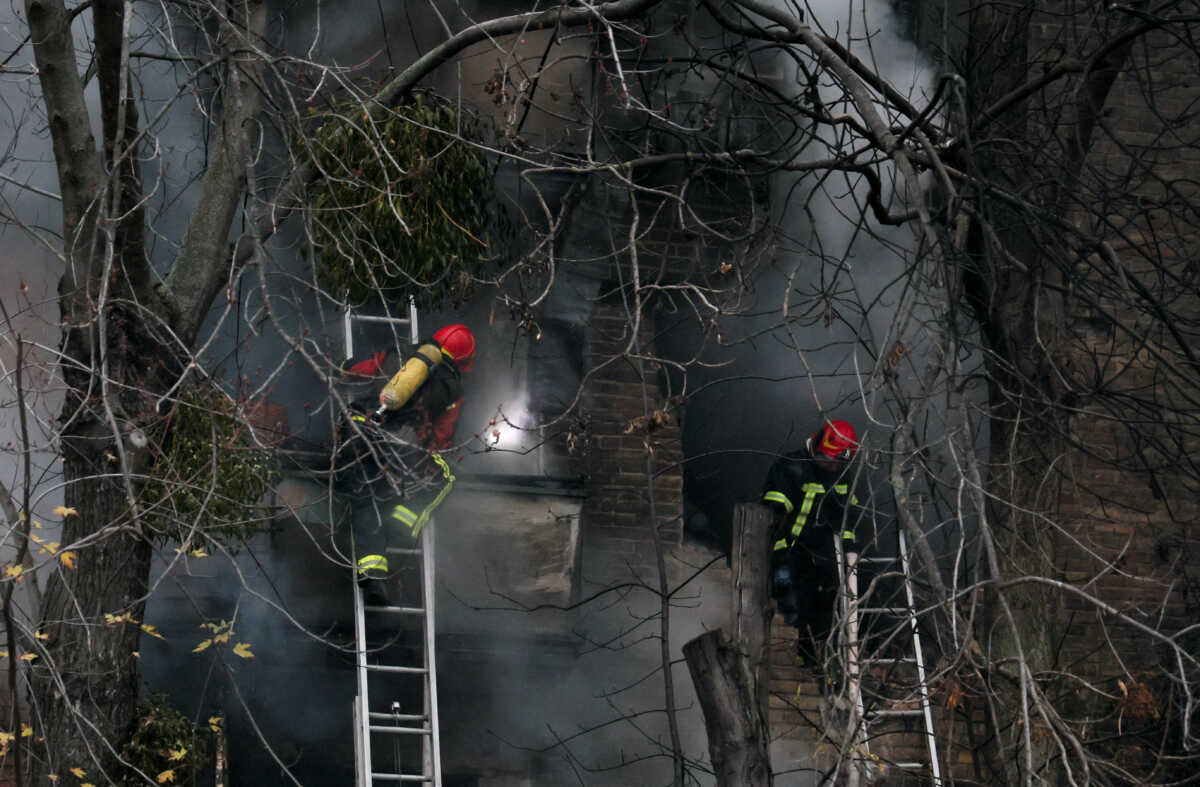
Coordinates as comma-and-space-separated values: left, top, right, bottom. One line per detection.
731, 502, 773, 720
682, 502, 775, 787
684, 630, 773, 787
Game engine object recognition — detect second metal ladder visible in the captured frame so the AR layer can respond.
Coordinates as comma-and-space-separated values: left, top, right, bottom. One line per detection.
837, 525, 942, 787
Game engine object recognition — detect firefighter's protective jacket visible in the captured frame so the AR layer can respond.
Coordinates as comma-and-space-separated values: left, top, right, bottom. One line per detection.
761, 449, 861, 553
343, 342, 464, 450
340, 343, 462, 544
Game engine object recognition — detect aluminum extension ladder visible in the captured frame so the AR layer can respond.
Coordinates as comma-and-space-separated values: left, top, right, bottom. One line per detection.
352, 526, 443, 786
344, 301, 443, 786
837, 525, 942, 787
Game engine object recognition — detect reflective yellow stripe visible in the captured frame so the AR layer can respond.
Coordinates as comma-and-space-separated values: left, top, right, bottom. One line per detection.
409, 454, 455, 539
357, 554, 388, 572
773, 538, 790, 551
791, 483, 825, 539
391, 505, 418, 526
831, 484, 858, 505
351, 414, 366, 422
389, 455, 457, 538
762, 490, 793, 514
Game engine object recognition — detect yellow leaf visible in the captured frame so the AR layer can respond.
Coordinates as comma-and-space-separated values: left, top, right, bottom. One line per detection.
5, 564, 23, 579
20, 723, 32, 737
19, 653, 37, 662
0, 650, 6, 659
29, 533, 43, 544
52, 506, 78, 518
140, 623, 164, 640
40, 541, 59, 555
70, 768, 86, 778
232, 642, 254, 659
83, 783, 96, 787
208, 716, 223, 731
168, 746, 187, 761
34, 630, 49, 640
945, 681, 965, 711
46, 776, 58, 782
59, 551, 77, 569
213, 632, 230, 644
189, 549, 209, 558
192, 639, 212, 653
0, 731, 13, 744
157, 769, 176, 783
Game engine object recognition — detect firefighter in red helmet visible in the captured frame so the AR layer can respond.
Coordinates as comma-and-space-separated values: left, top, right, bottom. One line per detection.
338, 323, 476, 604
760, 419, 862, 671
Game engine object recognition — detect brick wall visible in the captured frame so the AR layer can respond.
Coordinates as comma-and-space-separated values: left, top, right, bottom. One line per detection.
580, 300, 685, 588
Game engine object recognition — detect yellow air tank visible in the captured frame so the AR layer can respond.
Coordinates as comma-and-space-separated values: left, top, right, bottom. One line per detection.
380, 343, 444, 410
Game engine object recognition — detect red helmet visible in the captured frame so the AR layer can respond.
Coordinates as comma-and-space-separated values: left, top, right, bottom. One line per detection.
434, 324, 476, 368
812, 420, 858, 461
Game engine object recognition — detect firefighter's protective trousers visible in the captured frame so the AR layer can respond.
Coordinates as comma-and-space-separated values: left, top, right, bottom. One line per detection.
353, 453, 455, 579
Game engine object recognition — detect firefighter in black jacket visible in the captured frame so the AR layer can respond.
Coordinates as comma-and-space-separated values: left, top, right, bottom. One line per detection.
338, 324, 475, 605
760, 420, 861, 668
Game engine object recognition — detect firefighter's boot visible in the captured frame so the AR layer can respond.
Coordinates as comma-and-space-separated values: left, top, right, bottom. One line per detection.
357, 554, 391, 607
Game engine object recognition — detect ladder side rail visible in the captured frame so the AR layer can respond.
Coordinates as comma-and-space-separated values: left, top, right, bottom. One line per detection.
833, 532, 868, 787
897, 527, 943, 787
423, 521, 442, 787
354, 696, 367, 787
354, 574, 374, 787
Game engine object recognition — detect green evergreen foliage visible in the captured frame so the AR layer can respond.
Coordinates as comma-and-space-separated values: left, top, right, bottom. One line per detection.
118, 694, 208, 785
309, 93, 498, 308
142, 388, 275, 545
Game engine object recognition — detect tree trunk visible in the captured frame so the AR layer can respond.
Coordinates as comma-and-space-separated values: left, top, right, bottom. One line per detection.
30, 448, 151, 783
684, 630, 773, 787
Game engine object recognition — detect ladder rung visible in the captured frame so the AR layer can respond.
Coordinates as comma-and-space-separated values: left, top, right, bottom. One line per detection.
365, 604, 426, 615
368, 712, 426, 722
862, 657, 917, 664
370, 772, 432, 782
366, 664, 427, 674
868, 708, 924, 717
369, 724, 431, 735
350, 314, 413, 325
858, 607, 911, 615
